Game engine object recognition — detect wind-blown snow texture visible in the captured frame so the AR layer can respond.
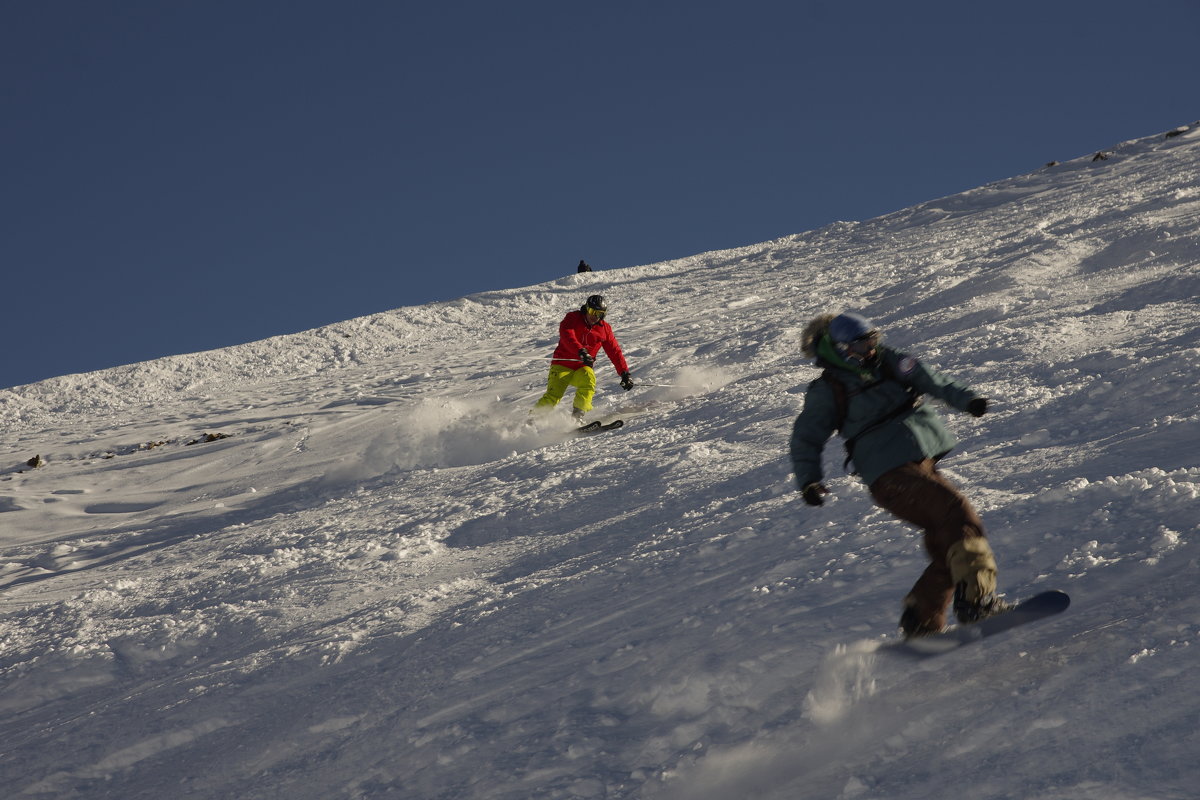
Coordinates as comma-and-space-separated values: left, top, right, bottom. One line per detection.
2, 126, 1198, 799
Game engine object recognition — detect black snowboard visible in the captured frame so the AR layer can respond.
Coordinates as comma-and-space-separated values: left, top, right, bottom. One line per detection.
574, 419, 624, 435
889, 590, 1070, 657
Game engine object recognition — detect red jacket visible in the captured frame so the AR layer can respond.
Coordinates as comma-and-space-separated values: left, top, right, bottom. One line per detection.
551, 310, 630, 375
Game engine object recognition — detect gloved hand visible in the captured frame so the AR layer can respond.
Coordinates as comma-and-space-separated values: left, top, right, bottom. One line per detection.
802, 482, 829, 506
578, 349, 595, 367
967, 397, 988, 417
620, 371, 634, 391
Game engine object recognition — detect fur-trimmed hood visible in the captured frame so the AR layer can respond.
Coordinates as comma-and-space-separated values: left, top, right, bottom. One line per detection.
801, 313, 837, 359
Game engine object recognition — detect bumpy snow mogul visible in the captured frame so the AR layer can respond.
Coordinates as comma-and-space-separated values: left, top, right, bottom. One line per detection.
889, 590, 1071, 657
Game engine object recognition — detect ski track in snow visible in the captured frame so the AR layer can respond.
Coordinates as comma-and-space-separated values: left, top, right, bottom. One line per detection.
1, 126, 1198, 799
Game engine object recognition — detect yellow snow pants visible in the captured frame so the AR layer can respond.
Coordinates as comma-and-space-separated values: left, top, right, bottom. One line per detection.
535, 365, 597, 413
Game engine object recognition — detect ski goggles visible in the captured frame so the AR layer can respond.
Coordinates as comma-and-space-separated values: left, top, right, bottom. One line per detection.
835, 330, 880, 358
585, 307, 606, 319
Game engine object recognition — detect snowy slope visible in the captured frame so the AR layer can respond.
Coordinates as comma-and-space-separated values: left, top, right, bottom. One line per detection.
2, 125, 1198, 800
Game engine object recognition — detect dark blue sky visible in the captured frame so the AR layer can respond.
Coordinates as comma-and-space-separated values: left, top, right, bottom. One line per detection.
4, 1, 1197, 389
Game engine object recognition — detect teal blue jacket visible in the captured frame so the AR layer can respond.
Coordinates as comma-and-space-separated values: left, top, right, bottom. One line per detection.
790, 345, 982, 488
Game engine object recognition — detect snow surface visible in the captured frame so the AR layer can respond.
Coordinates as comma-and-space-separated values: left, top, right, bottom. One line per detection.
2, 125, 1199, 800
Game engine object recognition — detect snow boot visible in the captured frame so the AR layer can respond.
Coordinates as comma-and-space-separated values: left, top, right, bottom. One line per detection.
947, 538, 997, 599
899, 594, 946, 638
952, 581, 1014, 625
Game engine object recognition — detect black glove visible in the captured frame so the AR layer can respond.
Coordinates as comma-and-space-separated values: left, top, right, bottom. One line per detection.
578, 349, 595, 367
967, 397, 988, 417
620, 371, 634, 391
802, 482, 829, 506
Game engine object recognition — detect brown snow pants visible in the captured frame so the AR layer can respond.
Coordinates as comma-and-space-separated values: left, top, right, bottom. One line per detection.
868, 458, 991, 631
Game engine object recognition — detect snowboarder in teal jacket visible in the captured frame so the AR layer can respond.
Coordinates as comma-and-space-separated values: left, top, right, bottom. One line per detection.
790, 312, 1009, 637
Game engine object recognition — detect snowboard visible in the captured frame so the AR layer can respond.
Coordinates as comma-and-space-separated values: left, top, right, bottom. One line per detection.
889, 589, 1070, 657
575, 419, 624, 435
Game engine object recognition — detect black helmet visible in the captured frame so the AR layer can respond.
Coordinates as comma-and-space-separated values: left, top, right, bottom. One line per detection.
582, 295, 607, 318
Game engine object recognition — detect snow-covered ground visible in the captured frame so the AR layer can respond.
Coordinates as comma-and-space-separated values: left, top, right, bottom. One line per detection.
2, 124, 1198, 800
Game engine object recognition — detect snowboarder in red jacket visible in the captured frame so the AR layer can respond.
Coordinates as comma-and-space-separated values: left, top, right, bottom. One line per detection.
534, 295, 634, 419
